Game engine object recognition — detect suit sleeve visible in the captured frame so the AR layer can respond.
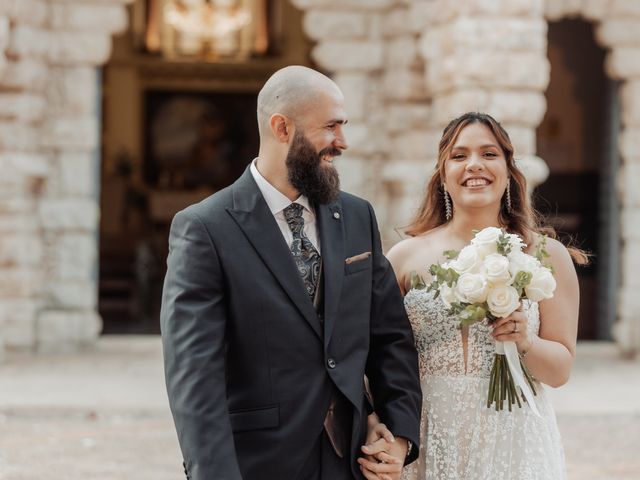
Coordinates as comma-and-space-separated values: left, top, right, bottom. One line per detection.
160, 209, 242, 480
364, 202, 422, 465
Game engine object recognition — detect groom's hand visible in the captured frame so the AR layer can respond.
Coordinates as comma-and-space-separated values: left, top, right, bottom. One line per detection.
358, 421, 405, 480
358, 437, 406, 480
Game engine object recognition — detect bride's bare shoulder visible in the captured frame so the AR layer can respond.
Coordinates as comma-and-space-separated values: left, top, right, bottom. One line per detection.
386, 230, 446, 266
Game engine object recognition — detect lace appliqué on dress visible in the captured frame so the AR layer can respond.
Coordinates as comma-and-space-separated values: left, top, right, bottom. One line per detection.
401, 289, 566, 480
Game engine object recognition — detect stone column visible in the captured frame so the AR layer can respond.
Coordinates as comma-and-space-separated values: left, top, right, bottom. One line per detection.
0, 0, 51, 357
377, 0, 433, 245
291, 0, 399, 239
602, 4, 640, 355
415, 0, 550, 186
36, 0, 131, 353
0, 0, 132, 355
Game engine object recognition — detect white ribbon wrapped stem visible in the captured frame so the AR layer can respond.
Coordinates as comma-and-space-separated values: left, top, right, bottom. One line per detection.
495, 340, 541, 417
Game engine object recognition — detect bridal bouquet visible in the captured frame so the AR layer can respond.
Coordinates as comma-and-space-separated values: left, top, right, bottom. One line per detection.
425, 227, 555, 414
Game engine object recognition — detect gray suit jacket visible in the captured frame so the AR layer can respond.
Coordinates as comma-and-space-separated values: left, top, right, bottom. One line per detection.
160, 167, 422, 480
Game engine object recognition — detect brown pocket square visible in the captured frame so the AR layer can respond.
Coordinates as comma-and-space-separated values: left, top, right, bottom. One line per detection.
345, 252, 372, 264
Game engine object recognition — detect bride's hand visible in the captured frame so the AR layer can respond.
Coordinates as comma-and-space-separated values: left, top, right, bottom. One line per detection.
491, 306, 532, 352
359, 419, 402, 480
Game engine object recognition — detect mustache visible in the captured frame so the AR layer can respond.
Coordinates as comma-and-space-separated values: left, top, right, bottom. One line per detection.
318, 147, 342, 158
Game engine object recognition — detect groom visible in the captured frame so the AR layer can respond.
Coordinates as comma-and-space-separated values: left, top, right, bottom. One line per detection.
160, 65, 421, 480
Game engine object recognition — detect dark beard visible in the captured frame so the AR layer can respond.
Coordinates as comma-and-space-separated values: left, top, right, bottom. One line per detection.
286, 130, 341, 205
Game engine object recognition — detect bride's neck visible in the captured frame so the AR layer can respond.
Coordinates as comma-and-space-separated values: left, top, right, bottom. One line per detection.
446, 208, 502, 242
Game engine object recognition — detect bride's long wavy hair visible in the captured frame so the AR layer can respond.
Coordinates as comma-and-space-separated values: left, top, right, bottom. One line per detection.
405, 112, 588, 264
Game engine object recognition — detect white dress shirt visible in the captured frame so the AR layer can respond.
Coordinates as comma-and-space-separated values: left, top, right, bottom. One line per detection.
250, 159, 321, 254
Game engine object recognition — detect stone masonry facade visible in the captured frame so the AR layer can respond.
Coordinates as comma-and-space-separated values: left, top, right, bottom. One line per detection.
0, 0, 639, 356
0, 0, 132, 357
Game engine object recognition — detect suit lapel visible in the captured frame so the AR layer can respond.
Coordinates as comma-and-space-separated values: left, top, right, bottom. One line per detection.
317, 200, 345, 347
227, 168, 322, 339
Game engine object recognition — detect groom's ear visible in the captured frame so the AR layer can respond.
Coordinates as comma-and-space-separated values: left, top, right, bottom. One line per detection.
270, 113, 291, 143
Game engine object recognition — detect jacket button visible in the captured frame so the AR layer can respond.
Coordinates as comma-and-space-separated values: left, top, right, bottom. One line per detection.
327, 358, 336, 369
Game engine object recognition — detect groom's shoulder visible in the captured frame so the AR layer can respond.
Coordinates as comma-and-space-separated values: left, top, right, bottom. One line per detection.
338, 190, 372, 211
338, 190, 378, 221
176, 185, 234, 224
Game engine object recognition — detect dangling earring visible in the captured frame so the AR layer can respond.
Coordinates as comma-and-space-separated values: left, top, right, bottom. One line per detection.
505, 180, 513, 215
443, 188, 452, 221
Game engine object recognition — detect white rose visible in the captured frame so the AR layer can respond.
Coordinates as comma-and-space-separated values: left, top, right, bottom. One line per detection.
487, 285, 521, 318
454, 273, 489, 304
439, 283, 457, 307
505, 233, 526, 252
525, 267, 556, 302
507, 250, 541, 278
483, 253, 512, 285
471, 227, 502, 256
451, 245, 483, 274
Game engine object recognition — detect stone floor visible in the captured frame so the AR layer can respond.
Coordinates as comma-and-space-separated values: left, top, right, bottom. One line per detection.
0, 337, 638, 480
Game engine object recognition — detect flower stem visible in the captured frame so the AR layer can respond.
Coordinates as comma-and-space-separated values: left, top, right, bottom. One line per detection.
487, 354, 498, 409
500, 356, 508, 411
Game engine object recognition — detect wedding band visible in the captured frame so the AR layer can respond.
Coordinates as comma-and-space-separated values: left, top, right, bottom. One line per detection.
512, 320, 518, 333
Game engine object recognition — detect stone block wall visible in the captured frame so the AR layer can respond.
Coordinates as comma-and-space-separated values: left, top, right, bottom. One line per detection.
0, 0, 131, 355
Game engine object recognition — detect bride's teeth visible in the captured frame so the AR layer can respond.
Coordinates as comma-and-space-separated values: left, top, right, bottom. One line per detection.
466, 178, 488, 187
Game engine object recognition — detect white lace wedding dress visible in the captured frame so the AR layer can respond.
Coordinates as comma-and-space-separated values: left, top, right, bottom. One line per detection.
402, 289, 566, 480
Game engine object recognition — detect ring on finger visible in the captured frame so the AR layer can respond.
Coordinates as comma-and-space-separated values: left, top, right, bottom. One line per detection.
512, 319, 518, 333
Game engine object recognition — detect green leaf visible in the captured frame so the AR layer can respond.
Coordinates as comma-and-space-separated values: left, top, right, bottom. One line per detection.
497, 232, 512, 256
459, 304, 488, 327
448, 302, 467, 316
534, 235, 555, 274
511, 271, 533, 296
444, 269, 459, 287
426, 281, 441, 298
410, 271, 427, 290
443, 249, 460, 260
428, 263, 459, 287
534, 234, 550, 261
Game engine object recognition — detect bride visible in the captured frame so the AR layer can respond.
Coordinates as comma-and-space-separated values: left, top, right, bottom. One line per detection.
359, 112, 587, 480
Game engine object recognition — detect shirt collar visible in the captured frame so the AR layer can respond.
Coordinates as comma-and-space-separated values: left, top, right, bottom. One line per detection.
250, 159, 313, 215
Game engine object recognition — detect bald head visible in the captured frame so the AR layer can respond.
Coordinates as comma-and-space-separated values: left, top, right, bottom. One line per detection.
257, 66, 342, 139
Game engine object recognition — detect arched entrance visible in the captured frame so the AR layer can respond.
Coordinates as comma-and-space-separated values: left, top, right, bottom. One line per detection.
536, 18, 619, 340
541, 1, 640, 355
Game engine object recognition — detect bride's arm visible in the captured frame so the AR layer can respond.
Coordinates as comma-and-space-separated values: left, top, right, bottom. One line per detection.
386, 240, 412, 295
516, 238, 580, 388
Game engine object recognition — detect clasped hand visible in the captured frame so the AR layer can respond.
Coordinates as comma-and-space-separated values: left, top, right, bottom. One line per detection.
358, 422, 406, 480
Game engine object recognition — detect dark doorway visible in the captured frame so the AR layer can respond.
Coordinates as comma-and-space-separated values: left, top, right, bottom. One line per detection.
99, 90, 258, 334
536, 19, 619, 340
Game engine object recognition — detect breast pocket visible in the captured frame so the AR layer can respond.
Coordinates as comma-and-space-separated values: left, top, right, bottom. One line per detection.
344, 258, 372, 275
229, 404, 279, 433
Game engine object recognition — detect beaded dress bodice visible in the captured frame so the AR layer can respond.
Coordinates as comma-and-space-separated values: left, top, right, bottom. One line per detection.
401, 289, 565, 480
404, 288, 540, 379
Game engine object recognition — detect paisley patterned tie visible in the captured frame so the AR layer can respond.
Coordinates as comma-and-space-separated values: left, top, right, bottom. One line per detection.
283, 203, 321, 301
